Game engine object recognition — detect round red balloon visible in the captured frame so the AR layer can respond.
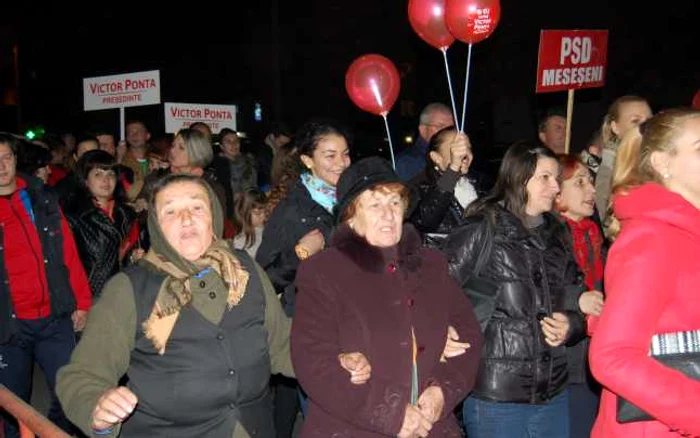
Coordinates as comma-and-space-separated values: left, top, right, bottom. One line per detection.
445, 0, 501, 45
345, 54, 401, 117
408, 0, 455, 50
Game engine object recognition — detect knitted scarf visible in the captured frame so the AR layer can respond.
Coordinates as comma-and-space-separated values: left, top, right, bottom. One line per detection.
563, 216, 604, 290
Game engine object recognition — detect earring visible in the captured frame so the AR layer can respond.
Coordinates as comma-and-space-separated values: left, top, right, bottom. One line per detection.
663, 172, 671, 179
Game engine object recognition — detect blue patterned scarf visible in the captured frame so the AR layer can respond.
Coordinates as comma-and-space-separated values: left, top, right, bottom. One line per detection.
300, 172, 337, 213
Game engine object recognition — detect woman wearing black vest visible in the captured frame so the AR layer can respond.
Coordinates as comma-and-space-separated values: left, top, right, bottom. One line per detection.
57, 174, 294, 438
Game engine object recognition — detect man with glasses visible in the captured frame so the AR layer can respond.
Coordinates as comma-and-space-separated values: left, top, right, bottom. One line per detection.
396, 102, 454, 181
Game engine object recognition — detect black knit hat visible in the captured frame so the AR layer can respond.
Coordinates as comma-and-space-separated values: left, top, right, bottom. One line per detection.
334, 156, 405, 223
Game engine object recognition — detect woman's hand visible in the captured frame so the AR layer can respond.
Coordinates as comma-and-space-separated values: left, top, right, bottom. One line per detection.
440, 325, 471, 363
397, 404, 433, 438
91, 386, 138, 432
448, 133, 473, 173
417, 385, 445, 423
71, 310, 88, 331
578, 290, 604, 316
541, 312, 570, 347
298, 229, 325, 257
338, 352, 372, 385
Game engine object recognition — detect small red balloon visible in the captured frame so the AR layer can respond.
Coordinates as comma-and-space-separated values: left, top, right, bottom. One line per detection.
345, 54, 401, 117
693, 90, 700, 110
445, 0, 501, 45
408, 0, 455, 51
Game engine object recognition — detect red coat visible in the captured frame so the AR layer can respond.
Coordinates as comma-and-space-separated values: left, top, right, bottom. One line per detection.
589, 183, 700, 437
291, 224, 482, 438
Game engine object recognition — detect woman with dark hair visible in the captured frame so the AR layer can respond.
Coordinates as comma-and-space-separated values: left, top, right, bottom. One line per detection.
256, 119, 351, 315
64, 150, 139, 298
410, 127, 492, 249
210, 128, 258, 219
443, 141, 586, 438
233, 188, 267, 258
255, 119, 351, 437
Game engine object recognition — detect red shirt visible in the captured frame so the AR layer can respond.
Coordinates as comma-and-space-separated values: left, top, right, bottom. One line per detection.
0, 177, 91, 319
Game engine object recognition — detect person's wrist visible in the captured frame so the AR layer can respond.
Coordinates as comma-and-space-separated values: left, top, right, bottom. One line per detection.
92, 426, 114, 435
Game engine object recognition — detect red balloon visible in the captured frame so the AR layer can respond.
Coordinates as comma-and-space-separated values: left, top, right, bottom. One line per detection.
693, 90, 700, 110
445, 0, 501, 44
408, 0, 455, 50
345, 54, 401, 117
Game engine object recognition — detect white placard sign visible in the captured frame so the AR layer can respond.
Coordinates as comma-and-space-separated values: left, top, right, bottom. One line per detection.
83, 70, 161, 111
164, 102, 237, 134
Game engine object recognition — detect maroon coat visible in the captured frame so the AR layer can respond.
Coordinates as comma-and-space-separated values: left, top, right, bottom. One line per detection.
291, 224, 482, 438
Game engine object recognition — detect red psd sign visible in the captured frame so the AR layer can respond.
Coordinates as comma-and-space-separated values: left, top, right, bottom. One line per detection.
536, 30, 608, 93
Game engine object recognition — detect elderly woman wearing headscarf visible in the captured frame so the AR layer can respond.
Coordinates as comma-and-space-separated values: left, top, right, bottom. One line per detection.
291, 157, 483, 438
57, 173, 293, 438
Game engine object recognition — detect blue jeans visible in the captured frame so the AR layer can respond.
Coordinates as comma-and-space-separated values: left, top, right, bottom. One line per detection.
463, 389, 570, 438
0, 316, 76, 438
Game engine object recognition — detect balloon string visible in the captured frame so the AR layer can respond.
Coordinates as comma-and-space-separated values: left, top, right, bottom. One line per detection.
382, 113, 396, 170
460, 43, 474, 132
441, 48, 459, 131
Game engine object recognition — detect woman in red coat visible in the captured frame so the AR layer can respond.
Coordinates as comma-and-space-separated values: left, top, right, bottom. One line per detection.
291, 157, 483, 438
589, 108, 700, 437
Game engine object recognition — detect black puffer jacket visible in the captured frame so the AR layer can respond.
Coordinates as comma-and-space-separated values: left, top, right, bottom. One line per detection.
443, 205, 585, 404
410, 166, 492, 249
66, 202, 137, 298
256, 180, 334, 316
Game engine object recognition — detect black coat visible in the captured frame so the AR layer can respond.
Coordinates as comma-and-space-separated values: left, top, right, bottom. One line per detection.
410, 166, 492, 249
255, 180, 334, 315
66, 201, 137, 297
443, 205, 586, 404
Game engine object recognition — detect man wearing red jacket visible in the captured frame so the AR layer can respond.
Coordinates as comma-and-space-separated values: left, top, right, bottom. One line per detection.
0, 132, 92, 437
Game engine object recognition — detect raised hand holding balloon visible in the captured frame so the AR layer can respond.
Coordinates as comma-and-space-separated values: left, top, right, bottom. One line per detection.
408, 0, 460, 129
345, 54, 401, 168
445, 0, 501, 131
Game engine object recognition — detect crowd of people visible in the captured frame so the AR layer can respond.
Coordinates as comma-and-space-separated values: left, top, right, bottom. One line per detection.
0, 96, 699, 438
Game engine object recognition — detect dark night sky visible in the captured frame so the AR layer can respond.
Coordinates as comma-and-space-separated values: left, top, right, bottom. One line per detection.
1, 0, 698, 159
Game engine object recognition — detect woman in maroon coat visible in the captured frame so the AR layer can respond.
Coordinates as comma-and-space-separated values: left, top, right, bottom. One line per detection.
291, 157, 483, 438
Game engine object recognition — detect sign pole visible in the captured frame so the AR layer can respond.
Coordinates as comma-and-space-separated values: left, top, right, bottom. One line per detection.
119, 107, 126, 141
565, 89, 574, 154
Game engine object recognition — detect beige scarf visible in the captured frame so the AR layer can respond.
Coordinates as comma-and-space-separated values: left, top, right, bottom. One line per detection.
141, 239, 249, 355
